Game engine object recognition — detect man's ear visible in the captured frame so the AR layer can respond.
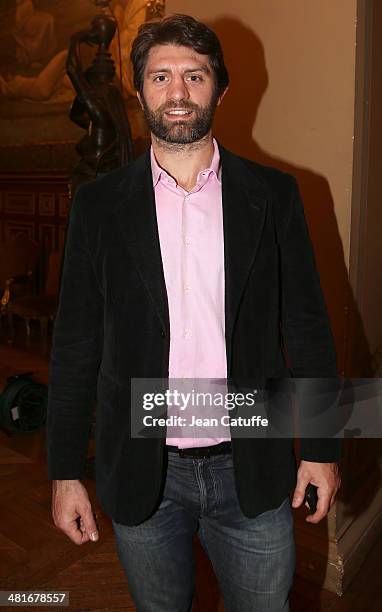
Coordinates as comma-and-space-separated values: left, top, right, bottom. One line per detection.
136, 91, 144, 110
217, 86, 229, 107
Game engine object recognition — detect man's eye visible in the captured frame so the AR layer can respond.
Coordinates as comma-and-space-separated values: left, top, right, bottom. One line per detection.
188, 75, 203, 82
154, 75, 167, 82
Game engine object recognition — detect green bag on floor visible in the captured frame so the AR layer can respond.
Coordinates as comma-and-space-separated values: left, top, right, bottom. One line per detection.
0, 373, 47, 433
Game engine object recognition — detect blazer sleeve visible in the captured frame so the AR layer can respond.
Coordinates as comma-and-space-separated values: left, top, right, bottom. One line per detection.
46, 185, 104, 480
280, 177, 342, 463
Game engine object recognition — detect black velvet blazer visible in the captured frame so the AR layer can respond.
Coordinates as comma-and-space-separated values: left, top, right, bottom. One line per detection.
47, 143, 341, 526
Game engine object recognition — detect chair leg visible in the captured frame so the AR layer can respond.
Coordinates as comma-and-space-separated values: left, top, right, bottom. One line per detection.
8, 310, 15, 345
25, 318, 31, 347
41, 318, 48, 354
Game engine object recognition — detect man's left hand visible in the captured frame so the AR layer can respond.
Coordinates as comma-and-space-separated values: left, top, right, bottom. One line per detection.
292, 461, 341, 524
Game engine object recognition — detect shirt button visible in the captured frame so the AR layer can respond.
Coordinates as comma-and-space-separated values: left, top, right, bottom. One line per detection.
184, 237, 191, 246
184, 284, 190, 292
184, 329, 190, 337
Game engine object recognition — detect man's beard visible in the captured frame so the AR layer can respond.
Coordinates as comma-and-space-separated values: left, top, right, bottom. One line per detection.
141, 93, 219, 145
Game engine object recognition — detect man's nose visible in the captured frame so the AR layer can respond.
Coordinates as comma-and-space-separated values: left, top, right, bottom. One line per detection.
166, 76, 190, 101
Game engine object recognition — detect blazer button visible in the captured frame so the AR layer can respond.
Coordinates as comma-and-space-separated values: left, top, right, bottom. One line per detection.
160, 329, 166, 338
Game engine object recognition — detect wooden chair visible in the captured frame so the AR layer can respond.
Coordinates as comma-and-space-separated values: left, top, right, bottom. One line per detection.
0, 233, 39, 322
8, 250, 62, 353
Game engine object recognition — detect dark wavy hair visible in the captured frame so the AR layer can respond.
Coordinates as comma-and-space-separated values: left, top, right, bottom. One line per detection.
131, 14, 229, 96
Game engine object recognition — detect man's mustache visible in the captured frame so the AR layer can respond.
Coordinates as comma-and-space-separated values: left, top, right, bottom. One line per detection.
158, 101, 199, 113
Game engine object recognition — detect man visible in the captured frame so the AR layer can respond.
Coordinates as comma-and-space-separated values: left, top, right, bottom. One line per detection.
48, 14, 341, 612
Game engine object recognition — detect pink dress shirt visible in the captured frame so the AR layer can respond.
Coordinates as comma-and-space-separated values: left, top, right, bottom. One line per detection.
151, 138, 231, 448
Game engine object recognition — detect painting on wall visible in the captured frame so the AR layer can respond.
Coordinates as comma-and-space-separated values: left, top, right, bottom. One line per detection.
0, 0, 165, 171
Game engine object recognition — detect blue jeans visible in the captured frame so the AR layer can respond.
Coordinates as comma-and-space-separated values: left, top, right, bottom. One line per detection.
112, 450, 295, 612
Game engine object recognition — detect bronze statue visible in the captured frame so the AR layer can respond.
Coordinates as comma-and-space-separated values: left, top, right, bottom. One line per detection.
67, 6, 134, 194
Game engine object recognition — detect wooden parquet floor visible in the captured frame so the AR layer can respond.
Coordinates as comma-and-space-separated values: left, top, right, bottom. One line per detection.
0, 323, 381, 611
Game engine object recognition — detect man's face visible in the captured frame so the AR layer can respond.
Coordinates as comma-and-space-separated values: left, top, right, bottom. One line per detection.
137, 44, 226, 144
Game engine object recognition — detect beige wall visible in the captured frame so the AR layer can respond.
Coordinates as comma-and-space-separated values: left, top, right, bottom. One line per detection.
166, 0, 358, 372
166, 0, 356, 263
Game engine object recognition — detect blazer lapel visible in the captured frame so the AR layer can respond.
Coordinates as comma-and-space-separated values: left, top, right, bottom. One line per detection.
114, 150, 170, 335
219, 144, 269, 373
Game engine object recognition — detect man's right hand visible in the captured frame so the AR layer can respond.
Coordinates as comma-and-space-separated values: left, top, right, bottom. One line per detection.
52, 479, 99, 545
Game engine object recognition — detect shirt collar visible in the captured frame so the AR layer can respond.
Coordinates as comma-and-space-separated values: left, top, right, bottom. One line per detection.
150, 137, 221, 188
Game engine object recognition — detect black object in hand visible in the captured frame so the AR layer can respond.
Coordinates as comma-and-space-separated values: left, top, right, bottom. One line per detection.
304, 483, 318, 513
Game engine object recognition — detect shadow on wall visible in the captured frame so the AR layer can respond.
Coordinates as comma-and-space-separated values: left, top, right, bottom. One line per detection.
210, 15, 372, 380
203, 15, 380, 602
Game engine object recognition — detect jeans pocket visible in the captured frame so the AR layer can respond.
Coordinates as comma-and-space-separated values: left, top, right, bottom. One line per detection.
256, 496, 291, 523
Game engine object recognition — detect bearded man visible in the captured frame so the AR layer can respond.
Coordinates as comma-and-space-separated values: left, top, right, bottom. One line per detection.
47, 14, 341, 612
